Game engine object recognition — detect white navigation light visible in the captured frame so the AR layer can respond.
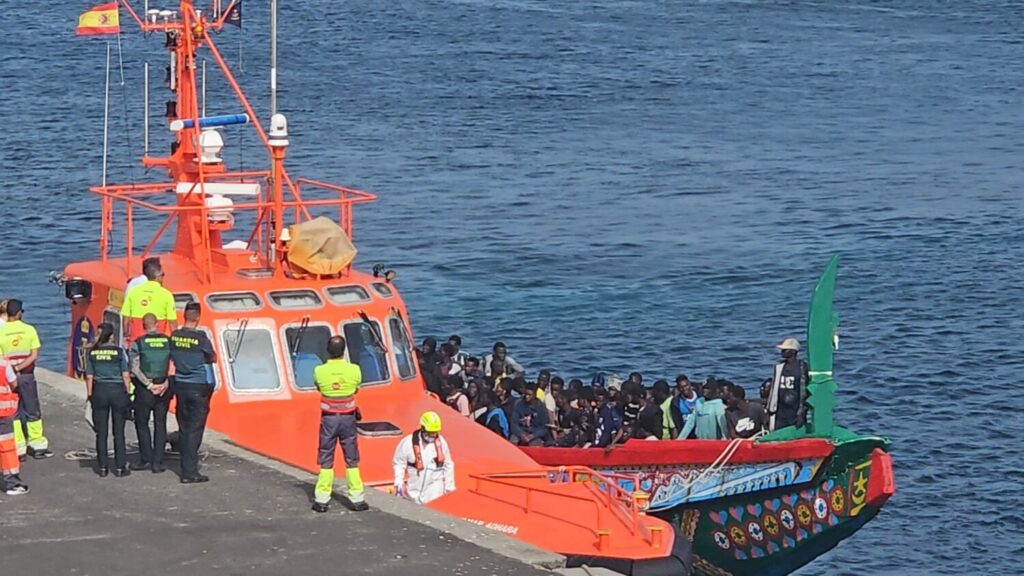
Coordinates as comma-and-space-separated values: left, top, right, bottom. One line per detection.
198, 129, 224, 164
205, 194, 234, 226
268, 113, 289, 147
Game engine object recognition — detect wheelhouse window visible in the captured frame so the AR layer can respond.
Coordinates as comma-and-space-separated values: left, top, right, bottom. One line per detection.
221, 324, 281, 391
207, 291, 262, 312
372, 283, 394, 298
342, 321, 390, 385
269, 289, 323, 310
284, 323, 332, 390
325, 285, 371, 305
174, 293, 196, 311
388, 316, 416, 380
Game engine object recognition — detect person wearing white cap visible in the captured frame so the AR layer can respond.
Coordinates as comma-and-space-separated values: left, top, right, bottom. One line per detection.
765, 337, 809, 431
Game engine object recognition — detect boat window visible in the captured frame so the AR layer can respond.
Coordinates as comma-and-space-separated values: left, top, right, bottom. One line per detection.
221, 325, 281, 391
284, 324, 332, 390
388, 316, 416, 380
325, 285, 371, 305
371, 283, 394, 298
342, 321, 390, 385
269, 289, 323, 309
102, 309, 121, 345
174, 293, 196, 311
207, 291, 262, 311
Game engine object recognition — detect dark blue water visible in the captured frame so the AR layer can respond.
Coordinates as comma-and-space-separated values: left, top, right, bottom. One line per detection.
3, 2, 1022, 574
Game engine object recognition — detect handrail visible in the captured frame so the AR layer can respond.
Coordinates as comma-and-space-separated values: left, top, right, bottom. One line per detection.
90, 175, 377, 281
468, 465, 658, 551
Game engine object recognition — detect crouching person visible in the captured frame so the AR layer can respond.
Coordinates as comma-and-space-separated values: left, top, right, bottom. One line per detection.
392, 411, 454, 504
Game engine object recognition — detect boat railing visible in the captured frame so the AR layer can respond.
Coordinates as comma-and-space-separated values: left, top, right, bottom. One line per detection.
90, 173, 377, 282
468, 466, 663, 553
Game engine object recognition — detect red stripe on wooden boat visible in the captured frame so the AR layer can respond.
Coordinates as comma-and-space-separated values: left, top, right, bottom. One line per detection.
522, 438, 835, 468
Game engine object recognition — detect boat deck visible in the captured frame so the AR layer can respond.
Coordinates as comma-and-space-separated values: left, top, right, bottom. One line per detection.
0, 371, 558, 576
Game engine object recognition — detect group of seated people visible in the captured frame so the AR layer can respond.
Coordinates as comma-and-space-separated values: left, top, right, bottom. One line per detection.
417, 336, 774, 449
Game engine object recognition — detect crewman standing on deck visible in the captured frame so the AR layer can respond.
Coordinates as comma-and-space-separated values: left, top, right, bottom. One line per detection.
0, 358, 29, 495
170, 302, 217, 484
0, 299, 53, 460
121, 259, 177, 345
766, 337, 809, 431
311, 335, 368, 513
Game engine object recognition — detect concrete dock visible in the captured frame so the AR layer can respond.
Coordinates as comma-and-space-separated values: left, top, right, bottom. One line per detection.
0, 370, 562, 576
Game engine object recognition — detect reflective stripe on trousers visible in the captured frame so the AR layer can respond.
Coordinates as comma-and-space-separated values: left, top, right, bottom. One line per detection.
314, 412, 364, 505
14, 373, 47, 452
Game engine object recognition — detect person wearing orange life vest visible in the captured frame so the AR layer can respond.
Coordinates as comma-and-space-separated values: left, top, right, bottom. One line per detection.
121, 259, 177, 346
392, 411, 455, 505
0, 358, 29, 495
0, 299, 52, 460
311, 335, 368, 513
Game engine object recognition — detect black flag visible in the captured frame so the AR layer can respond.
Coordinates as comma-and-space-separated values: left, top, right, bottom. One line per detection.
225, 0, 242, 28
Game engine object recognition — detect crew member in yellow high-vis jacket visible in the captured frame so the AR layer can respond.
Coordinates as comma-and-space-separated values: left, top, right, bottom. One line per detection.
0, 299, 52, 459
311, 335, 368, 513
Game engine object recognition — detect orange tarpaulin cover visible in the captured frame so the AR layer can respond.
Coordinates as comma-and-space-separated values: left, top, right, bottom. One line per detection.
286, 217, 356, 275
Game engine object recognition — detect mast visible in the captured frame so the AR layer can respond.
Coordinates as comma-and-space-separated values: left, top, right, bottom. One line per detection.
270, 0, 278, 115
92, 0, 377, 284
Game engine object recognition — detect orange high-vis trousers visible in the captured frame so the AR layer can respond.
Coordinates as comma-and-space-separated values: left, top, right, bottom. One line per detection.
0, 417, 19, 478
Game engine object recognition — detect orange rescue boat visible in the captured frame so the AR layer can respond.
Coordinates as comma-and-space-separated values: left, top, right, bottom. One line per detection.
55, 2, 682, 574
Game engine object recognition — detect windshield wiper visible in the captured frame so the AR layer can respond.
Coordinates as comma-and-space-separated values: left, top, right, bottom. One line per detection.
358, 311, 389, 353
228, 318, 249, 364
290, 316, 310, 357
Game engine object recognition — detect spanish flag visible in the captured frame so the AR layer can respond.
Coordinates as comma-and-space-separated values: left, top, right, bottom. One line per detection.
76, 2, 120, 36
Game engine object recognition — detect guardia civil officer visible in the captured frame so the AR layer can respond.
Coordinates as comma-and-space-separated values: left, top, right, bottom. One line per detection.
765, 337, 809, 431
311, 335, 368, 513
85, 322, 132, 477
170, 302, 217, 484
129, 313, 172, 473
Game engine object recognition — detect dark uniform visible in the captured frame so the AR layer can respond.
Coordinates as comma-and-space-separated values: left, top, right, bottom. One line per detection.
770, 360, 808, 430
169, 327, 215, 481
312, 358, 365, 509
86, 343, 130, 471
129, 332, 172, 470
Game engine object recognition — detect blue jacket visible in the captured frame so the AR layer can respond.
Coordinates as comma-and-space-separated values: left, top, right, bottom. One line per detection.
511, 398, 550, 441
594, 402, 622, 448
485, 408, 510, 438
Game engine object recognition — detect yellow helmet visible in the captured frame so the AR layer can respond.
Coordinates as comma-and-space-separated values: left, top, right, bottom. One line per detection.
420, 411, 442, 433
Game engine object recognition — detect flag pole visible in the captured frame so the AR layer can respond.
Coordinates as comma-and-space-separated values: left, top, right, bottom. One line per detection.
102, 42, 112, 188
144, 61, 149, 155
270, 0, 277, 115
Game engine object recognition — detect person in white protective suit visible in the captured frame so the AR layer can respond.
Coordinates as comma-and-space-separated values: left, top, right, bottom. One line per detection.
392, 411, 455, 504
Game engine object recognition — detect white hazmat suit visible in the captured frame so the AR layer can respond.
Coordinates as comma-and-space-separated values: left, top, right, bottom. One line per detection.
392, 432, 455, 504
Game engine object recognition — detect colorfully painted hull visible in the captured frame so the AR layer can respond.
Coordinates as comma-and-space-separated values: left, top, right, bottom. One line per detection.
524, 435, 894, 575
